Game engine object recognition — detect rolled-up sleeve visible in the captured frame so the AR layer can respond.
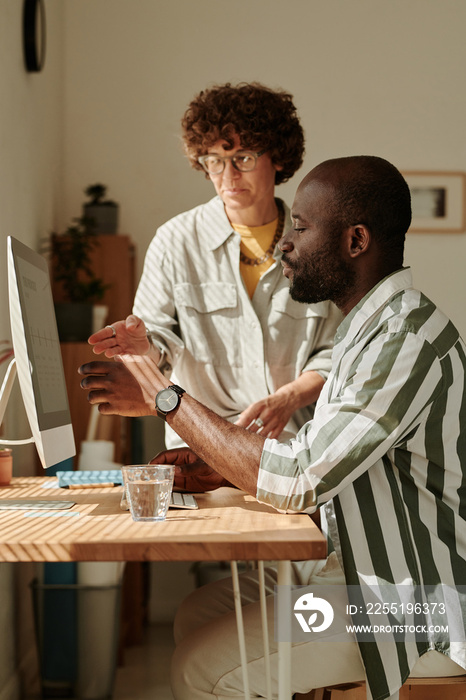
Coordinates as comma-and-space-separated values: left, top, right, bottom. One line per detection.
257, 328, 442, 513
133, 229, 185, 373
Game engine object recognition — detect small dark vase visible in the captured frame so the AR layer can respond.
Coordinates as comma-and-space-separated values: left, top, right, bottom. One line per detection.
54, 303, 94, 342
83, 203, 118, 235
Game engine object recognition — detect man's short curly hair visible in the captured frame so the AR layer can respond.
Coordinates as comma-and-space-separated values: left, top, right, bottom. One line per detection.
181, 82, 305, 185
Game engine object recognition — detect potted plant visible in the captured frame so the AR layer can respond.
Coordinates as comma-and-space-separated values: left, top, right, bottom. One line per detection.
83, 183, 119, 235
51, 217, 110, 341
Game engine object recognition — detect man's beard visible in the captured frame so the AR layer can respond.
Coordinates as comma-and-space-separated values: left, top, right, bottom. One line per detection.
283, 237, 356, 308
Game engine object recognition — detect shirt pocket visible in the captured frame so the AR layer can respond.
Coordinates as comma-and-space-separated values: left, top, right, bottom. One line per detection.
271, 287, 329, 322
268, 287, 329, 365
174, 282, 240, 366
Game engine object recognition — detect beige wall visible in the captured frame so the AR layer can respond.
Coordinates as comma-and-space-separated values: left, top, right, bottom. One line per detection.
62, 0, 466, 336
0, 0, 64, 467
0, 0, 64, 316
0, 3, 64, 697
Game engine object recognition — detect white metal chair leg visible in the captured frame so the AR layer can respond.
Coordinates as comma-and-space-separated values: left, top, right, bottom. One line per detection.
231, 559, 293, 700
230, 560, 251, 700
258, 561, 272, 700
277, 560, 293, 700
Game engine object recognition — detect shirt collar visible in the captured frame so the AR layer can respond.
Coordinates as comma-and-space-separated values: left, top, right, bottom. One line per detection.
204, 196, 236, 252
204, 196, 289, 254
335, 267, 413, 345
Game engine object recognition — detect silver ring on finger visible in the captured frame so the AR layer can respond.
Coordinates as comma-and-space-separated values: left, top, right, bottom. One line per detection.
106, 325, 117, 338
254, 417, 264, 429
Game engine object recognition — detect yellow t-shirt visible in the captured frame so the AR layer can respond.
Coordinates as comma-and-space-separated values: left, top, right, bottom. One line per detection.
232, 218, 278, 298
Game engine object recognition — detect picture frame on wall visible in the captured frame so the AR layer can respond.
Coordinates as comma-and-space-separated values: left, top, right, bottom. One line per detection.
403, 171, 466, 233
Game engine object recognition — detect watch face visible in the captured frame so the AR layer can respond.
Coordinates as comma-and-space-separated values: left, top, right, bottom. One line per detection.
156, 388, 180, 413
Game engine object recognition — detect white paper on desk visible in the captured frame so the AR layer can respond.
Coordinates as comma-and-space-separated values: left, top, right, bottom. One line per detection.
76, 562, 125, 698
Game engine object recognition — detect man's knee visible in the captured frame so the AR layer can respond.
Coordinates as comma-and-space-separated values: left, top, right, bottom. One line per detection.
174, 575, 240, 644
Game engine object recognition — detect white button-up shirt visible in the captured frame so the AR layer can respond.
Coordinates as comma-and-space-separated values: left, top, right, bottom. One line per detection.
134, 196, 341, 448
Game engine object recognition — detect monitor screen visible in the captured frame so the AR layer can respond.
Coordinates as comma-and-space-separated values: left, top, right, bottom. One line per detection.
7, 236, 75, 468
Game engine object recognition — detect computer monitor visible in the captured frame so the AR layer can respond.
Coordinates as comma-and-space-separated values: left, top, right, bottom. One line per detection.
1, 236, 75, 469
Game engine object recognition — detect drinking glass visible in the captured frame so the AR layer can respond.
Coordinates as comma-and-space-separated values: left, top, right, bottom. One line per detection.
121, 465, 174, 522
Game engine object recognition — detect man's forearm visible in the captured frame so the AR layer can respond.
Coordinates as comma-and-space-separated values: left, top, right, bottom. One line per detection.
167, 395, 264, 495
119, 354, 264, 494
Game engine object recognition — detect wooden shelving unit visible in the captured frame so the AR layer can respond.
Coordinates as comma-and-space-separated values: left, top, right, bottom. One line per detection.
50, 234, 136, 468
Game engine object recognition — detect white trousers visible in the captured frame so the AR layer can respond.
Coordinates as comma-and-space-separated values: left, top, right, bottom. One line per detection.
170, 553, 464, 700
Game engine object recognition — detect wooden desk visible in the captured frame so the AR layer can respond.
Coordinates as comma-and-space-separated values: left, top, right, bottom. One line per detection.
0, 477, 327, 700
0, 478, 326, 563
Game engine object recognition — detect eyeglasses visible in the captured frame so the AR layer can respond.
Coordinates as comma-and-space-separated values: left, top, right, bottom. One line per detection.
197, 150, 266, 175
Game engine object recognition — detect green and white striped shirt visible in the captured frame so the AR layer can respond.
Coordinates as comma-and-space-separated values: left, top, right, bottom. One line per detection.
258, 268, 466, 699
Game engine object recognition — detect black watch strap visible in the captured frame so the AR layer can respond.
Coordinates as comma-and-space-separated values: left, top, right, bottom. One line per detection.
168, 384, 185, 399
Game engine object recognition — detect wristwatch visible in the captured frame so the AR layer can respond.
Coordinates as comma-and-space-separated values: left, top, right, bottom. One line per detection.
155, 384, 186, 420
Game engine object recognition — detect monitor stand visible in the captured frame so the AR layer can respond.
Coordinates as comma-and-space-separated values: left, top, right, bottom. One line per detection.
0, 358, 75, 510
0, 359, 35, 446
